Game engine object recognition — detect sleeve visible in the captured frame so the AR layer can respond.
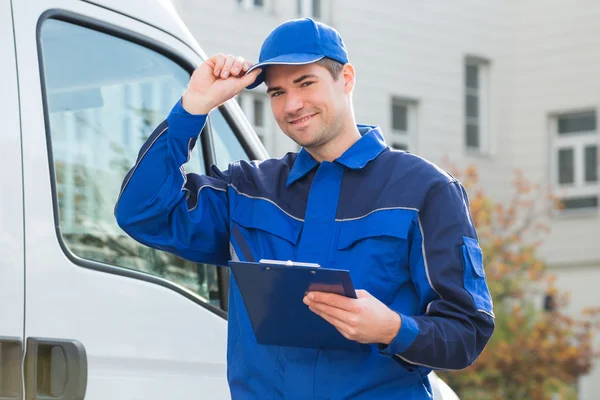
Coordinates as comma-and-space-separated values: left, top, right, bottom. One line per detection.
114, 98, 232, 266
379, 180, 495, 370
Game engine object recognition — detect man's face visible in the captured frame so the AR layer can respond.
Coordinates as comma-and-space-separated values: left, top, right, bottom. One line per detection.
265, 63, 350, 150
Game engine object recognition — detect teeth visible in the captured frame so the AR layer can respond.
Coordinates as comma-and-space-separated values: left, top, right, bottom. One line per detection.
293, 115, 313, 124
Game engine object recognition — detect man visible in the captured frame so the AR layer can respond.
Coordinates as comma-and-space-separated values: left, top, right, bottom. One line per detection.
115, 17, 494, 399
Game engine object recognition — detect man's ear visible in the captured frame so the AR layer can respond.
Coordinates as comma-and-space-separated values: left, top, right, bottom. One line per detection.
341, 63, 356, 94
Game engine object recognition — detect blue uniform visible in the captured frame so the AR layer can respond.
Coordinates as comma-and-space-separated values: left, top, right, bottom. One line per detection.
115, 99, 495, 399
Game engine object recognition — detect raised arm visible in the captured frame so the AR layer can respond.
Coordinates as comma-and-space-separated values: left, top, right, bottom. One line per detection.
115, 54, 262, 266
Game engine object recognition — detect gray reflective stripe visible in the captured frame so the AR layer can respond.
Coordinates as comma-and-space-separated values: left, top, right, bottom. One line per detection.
247, 56, 324, 73
231, 224, 255, 262
230, 242, 239, 261
185, 178, 304, 220
179, 137, 195, 191
185, 137, 194, 163
334, 206, 419, 222
188, 184, 227, 212
417, 215, 442, 300
425, 301, 433, 315
478, 309, 495, 319
392, 217, 443, 367
115, 126, 168, 205
180, 165, 187, 190
229, 183, 304, 222
427, 303, 495, 319
392, 354, 449, 370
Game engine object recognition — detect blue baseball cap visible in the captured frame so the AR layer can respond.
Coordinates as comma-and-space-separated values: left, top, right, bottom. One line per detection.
245, 18, 349, 89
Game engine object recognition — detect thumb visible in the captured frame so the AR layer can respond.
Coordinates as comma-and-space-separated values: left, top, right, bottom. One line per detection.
356, 289, 370, 299
238, 68, 262, 89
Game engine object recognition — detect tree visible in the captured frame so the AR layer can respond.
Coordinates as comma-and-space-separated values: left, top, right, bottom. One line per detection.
436, 164, 600, 400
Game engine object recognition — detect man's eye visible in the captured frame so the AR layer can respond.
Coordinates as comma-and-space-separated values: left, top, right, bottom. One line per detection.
271, 91, 283, 98
301, 81, 314, 87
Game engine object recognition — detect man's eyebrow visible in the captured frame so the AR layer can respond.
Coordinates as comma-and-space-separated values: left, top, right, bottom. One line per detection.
266, 74, 319, 94
293, 74, 318, 84
266, 86, 283, 94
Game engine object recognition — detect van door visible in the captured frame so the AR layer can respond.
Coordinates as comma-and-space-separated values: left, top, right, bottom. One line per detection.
11, 1, 246, 398
0, 1, 25, 398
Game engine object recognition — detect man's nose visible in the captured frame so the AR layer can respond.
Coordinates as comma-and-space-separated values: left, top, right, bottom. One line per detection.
284, 92, 304, 116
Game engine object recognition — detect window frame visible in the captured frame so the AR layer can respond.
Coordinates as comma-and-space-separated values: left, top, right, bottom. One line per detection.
238, 0, 270, 11
464, 56, 491, 155
237, 91, 271, 154
36, 10, 261, 317
297, 0, 327, 21
389, 96, 418, 152
549, 110, 599, 216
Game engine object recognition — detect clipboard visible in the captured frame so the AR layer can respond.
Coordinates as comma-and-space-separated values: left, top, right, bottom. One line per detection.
229, 260, 370, 352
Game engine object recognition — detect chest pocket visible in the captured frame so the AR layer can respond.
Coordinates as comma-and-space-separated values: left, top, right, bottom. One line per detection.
231, 195, 303, 261
336, 209, 415, 300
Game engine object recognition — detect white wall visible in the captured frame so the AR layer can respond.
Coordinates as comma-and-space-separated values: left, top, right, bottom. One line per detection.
507, 0, 600, 264
507, 3, 600, 398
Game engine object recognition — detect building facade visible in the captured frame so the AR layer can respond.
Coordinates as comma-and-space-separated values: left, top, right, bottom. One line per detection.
172, 1, 600, 398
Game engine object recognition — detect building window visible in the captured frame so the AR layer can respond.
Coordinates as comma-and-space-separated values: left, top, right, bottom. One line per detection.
297, 0, 325, 20
238, 0, 266, 10
237, 91, 271, 153
390, 97, 418, 152
551, 111, 598, 212
465, 57, 490, 153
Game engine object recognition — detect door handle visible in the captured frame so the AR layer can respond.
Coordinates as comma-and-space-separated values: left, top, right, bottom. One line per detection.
0, 336, 22, 400
25, 338, 87, 400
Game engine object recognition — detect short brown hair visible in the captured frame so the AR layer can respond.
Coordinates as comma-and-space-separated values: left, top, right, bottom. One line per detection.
316, 57, 344, 80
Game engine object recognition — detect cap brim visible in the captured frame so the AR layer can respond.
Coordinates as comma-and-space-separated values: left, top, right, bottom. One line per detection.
245, 53, 325, 89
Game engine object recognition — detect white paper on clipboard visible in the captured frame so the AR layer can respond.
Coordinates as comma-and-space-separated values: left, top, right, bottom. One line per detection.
259, 259, 321, 268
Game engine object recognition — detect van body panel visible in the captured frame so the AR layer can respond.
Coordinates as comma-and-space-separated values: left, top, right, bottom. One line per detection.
13, 1, 230, 398
0, 0, 26, 396
81, 0, 208, 59
0, 0, 26, 348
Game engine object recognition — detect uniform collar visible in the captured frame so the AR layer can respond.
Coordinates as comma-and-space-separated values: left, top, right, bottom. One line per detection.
286, 125, 386, 187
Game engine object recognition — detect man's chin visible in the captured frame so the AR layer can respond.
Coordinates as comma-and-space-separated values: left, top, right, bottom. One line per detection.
283, 125, 327, 150
294, 140, 312, 149
287, 132, 315, 149
292, 133, 319, 148
298, 129, 326, 145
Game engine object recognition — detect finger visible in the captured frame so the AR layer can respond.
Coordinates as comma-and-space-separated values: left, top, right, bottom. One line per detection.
221, 55, 236, 79
310, 301, 357, 326
356, 289, 370, 299
308, 292, 356, 312
231, 56, 246, 76
204, 58, 216, 69
241, 60, 253, 73
238, 68, 262, 88
310, 305, 353, 334
212, 53, 226, 77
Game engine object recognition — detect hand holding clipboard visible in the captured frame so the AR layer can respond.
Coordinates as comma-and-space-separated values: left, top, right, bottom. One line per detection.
229, 259, 370, 352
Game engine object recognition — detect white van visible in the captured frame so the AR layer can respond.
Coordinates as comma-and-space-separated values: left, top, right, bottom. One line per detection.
1, 0, 459, 398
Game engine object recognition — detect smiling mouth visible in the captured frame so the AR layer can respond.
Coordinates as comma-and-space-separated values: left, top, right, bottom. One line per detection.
289, 114, 317, 125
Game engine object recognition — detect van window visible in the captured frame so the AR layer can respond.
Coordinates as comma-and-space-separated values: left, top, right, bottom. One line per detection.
211, 109, 250, 170
40, 19, 223, 309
